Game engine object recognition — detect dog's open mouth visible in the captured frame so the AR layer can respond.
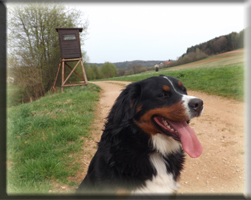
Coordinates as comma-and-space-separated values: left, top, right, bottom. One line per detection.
153, 116, 203, 158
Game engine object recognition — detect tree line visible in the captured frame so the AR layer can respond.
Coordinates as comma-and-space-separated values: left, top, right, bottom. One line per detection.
166, 29, 244, 68
85, 62, 117, 80
91, 60, 166, 69
85, 62, 156, 80
186, 30, 244, 56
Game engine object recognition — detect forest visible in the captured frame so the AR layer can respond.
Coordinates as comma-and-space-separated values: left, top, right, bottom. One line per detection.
186, 30, 244, 56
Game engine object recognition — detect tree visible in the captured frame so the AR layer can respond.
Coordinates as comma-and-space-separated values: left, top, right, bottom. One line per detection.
237, 30, 244, 48
7, 3, 88, 102
85, 64, 103, 80
117, 68, 125, 77
100, 62, 117, 78
212, 36, 227, 53
131, 64, 145, 74
92, 64, 103, 79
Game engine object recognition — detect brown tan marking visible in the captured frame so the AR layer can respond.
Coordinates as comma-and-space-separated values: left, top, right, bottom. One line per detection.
178, 81, 183, 87
135, 101, 188, 135
130, 99, 135, 108
134, 120, 161, 136
162, 85, 170, 92
136, 104, 143, 113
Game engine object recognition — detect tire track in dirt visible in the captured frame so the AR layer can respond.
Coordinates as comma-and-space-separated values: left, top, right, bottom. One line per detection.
76, 81, 245, 194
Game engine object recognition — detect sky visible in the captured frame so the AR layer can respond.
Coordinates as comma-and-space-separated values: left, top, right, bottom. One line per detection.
6, 2, 247, 64
65, 2, 246, 64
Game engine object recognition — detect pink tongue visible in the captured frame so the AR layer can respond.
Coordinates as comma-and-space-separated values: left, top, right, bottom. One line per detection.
167, 120, 203, 158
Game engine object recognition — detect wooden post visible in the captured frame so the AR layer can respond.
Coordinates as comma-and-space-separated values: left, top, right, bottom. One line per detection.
52, 57, 88, 93
62, 59, 81, 86
62, 59, 65, 92
80, 58, 88, 85
65, 62, 85, 81
51, 62, 61, 93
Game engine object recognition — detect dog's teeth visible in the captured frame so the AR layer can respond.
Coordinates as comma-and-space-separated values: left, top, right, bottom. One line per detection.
163, 120, 168, 127
161, 119, 176, 132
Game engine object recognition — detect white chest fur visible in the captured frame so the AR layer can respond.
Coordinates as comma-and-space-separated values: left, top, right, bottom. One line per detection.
151, 133, 181, 155
132, 153, 178, 194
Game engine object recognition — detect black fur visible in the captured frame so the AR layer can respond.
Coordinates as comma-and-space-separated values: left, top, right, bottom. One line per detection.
76, 75, 186, 194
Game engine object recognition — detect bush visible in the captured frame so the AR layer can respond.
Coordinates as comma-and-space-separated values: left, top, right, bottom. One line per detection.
168, 48, 208, 67
100, 62, 117, 78
85, 64, 103, 80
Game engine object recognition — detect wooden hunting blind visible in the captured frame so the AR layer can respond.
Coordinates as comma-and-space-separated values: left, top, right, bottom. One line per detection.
56, 28, 82, 59
52, 28, 88, 92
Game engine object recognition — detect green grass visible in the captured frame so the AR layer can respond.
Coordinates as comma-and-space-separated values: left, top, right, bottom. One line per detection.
7, 84, 100, 194
7, 83, 25, 107
103, 65, 244, 101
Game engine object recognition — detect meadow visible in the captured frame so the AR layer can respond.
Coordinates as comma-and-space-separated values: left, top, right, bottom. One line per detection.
105, 65, 244, 101
7, 84, 100, 193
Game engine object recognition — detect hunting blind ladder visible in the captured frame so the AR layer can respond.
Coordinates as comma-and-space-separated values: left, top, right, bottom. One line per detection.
52, 28, 88, 92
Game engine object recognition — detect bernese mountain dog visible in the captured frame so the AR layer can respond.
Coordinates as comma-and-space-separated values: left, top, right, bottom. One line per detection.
76, 75, 203, 195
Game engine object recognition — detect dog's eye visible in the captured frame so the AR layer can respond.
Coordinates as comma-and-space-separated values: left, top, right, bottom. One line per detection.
181, 86, 187, 93
158, 92, 169, 98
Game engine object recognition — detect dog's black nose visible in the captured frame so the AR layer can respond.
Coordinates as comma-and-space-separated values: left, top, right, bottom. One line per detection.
188, 98, 203, 112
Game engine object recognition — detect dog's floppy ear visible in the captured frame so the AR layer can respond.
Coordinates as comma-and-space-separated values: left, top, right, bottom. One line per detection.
106, 82, 142, 127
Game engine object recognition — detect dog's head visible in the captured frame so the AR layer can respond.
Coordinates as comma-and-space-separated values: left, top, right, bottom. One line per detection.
107, 75, 203, 158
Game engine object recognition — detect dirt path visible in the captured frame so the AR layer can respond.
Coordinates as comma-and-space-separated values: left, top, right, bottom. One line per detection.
76, 81, 245, 194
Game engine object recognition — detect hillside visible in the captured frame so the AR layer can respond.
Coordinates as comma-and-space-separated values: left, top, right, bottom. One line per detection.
7, 84, 100, 194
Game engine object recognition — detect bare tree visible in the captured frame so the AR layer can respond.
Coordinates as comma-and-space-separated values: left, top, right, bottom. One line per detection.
8, 3, 88, 102
212, 36, 227, 53
117, 68, 125, 77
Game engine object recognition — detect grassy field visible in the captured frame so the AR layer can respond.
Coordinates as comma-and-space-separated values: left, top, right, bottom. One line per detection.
102, 49, 245, 101
105, 65, 244, 101
7, 84, 100, 194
